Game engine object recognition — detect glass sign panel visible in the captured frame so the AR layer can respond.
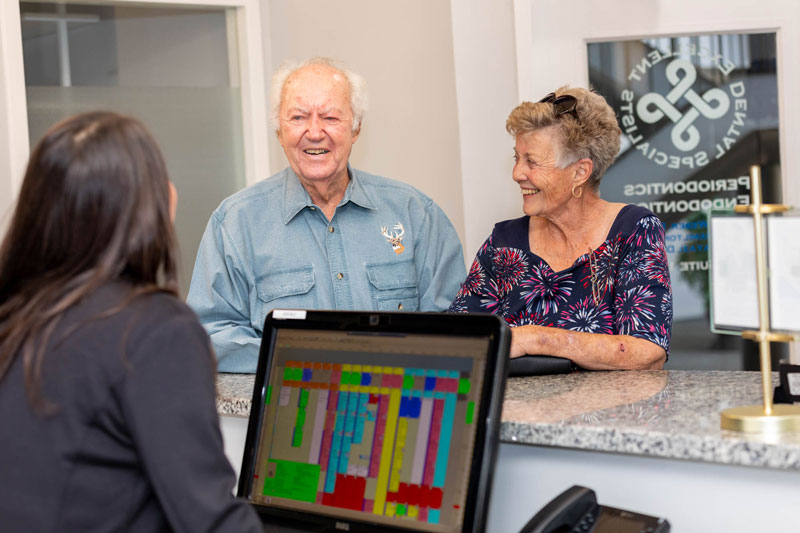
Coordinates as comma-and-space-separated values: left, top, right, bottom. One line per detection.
588, 33, 780, 369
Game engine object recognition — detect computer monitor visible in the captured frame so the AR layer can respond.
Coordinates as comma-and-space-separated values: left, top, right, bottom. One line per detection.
238, 310, 509, 533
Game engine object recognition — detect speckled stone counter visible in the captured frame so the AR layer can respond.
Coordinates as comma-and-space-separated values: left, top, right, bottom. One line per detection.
216, 373, 256, 417
217, 369, 800, 471
501, 369, 800, 471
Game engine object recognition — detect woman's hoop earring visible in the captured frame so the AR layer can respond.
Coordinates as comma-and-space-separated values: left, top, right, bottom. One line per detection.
571, 184, 583, 199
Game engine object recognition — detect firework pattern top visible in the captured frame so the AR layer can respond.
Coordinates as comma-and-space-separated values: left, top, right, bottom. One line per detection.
449, 205, 672, 353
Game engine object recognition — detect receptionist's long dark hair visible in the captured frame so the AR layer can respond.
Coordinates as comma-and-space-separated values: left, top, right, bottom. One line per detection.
0, 111, 179, 408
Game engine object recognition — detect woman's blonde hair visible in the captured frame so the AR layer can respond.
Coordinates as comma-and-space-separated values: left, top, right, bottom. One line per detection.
506, 86, 621, 187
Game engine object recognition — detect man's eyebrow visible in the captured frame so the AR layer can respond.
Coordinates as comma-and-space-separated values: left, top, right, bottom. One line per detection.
285, 106, 344, 116
286, 106, 309, 115
319, 107, 343, 115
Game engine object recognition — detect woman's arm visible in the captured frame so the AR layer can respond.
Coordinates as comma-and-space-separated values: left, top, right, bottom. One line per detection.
510, 324, 666, 370
122, 307, 262, 533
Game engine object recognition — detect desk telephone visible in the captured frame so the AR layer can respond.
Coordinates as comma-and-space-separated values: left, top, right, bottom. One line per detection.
519, 485, 670, 533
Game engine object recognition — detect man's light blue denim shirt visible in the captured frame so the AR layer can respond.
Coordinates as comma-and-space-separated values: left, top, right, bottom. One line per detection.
187, 166, 466, 373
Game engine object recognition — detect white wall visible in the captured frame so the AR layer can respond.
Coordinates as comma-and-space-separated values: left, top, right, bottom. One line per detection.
450, 0, 520, 259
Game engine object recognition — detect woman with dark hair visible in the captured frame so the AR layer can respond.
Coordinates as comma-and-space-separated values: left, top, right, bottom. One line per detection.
0, 112, 261, 532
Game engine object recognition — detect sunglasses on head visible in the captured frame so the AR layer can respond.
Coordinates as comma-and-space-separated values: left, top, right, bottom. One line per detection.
539, 92, 579, 120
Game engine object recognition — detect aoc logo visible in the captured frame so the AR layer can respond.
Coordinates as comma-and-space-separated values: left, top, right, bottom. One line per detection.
618, 47, 748, 170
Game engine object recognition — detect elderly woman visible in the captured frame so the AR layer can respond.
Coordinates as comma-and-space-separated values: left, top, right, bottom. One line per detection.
450, 87, 672, 370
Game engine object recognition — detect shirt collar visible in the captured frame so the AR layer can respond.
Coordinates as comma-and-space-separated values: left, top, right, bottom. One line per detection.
282, 164, 378, 224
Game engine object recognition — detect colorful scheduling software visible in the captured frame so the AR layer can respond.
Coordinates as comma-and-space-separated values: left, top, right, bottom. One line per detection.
240, 311, 507, 533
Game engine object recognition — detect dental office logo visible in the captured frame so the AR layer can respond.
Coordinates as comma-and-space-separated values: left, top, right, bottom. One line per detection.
638, 60, 729, 151
618, 46, 748, 170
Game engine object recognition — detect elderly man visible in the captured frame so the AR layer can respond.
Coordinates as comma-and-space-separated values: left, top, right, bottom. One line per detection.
187, 57, 466, 372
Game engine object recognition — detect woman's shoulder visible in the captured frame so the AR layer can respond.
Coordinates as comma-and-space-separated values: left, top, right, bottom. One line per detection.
89, 282, 193, 320
126, 291, 205, 342
76, 283, 206, 349
490, 215, 529, 249
44, 283, 211, 396
608, 204, 663, 237
131, 289, 195, 319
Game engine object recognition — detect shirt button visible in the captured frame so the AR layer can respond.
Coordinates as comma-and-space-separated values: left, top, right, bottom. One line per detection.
309, 207, 315, 211
328, 226, 335, 233
398, 303, 404, 310
337, 273, 343, 280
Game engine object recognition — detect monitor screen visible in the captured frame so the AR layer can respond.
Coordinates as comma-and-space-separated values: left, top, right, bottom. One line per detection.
241, 315, 502, 533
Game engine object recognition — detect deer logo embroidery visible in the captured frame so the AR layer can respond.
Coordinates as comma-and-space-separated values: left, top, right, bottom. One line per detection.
380, 223, 405, 254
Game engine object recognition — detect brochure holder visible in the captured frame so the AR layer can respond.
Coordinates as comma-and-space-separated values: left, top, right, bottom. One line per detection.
714, 166, 800, 433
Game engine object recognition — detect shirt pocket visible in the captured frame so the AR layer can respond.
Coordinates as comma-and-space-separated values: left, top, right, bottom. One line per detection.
366, 260, 419, 311
254, 265, 316, 327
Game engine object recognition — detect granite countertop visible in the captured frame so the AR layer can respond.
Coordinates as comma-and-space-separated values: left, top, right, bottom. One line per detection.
217, 370, 800, 471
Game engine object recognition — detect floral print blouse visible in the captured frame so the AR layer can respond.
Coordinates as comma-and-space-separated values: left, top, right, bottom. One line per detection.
449, 205, 672, 353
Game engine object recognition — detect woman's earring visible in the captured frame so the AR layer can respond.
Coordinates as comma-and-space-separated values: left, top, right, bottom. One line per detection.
571, 184, 583, 199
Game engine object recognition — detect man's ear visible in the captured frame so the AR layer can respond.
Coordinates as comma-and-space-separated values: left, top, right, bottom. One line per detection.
573, 158, 594, 188
352, 123, 361, 143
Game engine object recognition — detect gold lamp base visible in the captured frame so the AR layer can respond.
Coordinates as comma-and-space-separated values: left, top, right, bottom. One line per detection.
721, 404, 800, 433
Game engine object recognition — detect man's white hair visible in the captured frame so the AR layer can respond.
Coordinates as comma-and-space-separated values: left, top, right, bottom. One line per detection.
270, 57, 368, 134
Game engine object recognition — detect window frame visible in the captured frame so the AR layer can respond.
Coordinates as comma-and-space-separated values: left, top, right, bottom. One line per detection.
0, 0, 269, 234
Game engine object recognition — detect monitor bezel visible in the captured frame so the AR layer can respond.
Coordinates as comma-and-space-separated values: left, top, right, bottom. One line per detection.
237, 310, 510, 533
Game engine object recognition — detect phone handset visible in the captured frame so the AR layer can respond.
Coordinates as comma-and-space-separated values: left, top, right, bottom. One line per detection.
519, 485, 671, 533
518, 485, 598, 533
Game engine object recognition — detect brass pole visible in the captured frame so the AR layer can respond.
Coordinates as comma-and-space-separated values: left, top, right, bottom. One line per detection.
748, 165, 773, 415
721, 166, 800, 432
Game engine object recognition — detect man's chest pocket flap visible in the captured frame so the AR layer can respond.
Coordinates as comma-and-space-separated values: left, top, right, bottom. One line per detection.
366, 260, 417, 290
366, 260, 419, 311
256, 266, 315, 304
